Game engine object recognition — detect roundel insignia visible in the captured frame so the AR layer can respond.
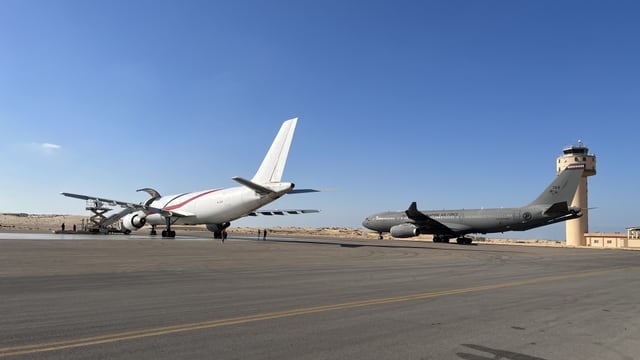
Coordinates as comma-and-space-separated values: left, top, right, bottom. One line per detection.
522, 212, 532, 221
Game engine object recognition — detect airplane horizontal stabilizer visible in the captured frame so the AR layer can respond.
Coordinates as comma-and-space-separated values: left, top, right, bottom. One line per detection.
543, 202, 569, 217
232, 177, 274, 195
247, 209, 320, 216
289, 189, 322, 194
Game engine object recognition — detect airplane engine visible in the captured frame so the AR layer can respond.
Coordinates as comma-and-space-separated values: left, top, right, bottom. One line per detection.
121, 211, 147, 232
205, 222, 231, 233
206, 223, 231, 239
390, 223, 421, 238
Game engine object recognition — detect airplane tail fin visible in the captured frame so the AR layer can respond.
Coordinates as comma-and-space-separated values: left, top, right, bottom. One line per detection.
527, 164, 584, 207
251, 118, 298, 184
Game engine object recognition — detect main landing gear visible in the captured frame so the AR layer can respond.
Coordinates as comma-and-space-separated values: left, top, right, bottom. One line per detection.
161, 217, 176, 238
456, 237, 473, 245
433, 235, 473, 245
148, 224, 174, 238
162, 229, 176, 238
206, 223, 230, 239
432, 235, 450, 243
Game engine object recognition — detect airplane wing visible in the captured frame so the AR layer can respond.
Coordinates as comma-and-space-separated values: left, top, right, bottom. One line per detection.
60, 193, 195, 222
405, 202, 454, 234
247, 209, 320, 216
60, 192, 194, 218
60, 192, 145, 209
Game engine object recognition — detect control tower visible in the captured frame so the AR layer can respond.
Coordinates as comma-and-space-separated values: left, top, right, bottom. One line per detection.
556, 141, 596, 246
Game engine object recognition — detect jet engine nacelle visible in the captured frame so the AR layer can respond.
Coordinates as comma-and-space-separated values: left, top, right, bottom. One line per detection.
206, 222, 231, 233
121, 210, 147, 232
390, 223, 421, 238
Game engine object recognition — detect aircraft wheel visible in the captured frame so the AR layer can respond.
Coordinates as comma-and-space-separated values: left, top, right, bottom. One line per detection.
162, 230, 167, 237
169, 230, 176, 238
378, 233, 383, 240
457, 237, 472, 245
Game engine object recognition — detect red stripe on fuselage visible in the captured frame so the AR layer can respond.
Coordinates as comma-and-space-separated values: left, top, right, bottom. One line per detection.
162, 189, 222, 211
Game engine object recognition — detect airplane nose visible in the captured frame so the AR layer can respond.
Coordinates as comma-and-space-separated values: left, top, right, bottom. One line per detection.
362, 217, 371, 229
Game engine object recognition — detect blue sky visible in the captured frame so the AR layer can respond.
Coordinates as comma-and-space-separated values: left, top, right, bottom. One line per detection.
1, 0, 638, 240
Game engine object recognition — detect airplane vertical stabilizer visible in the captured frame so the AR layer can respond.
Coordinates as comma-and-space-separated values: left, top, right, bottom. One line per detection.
527, 164, 584, 206
251, 118, 298, 184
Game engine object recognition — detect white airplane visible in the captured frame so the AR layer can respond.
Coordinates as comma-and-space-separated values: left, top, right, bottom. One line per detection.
61, 118, 319, 238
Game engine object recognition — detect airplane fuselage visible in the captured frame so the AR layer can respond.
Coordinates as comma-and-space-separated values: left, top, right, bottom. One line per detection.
62, 118, 318, 238
362, 205, 579, 238
144, 183, 294, 226
362, 165, 584, 242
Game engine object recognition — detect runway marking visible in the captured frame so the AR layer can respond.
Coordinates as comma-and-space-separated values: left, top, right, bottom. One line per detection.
1, 266, 636, 358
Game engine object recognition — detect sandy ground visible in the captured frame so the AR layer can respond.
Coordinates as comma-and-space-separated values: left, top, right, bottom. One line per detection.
0, 213, 86, 233
0, 213, 567, 247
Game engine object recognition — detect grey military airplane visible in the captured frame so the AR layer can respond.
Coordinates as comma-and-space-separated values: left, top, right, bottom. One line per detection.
362, 164, 585, 244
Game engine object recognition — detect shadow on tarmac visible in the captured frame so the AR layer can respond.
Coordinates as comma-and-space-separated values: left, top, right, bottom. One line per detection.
228, 236, 528, 254
457, 343, 547, 360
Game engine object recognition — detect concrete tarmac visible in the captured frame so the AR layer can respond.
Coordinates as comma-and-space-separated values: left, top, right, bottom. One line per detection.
1, 232, 640, 359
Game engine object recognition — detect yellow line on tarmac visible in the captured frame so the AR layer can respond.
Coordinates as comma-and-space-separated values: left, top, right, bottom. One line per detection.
0, 266, 636, 358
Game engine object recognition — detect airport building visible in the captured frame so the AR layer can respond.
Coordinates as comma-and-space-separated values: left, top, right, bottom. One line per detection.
558, 142, 640, 249
557, 141, 596, 247
583, 228, 640, 248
